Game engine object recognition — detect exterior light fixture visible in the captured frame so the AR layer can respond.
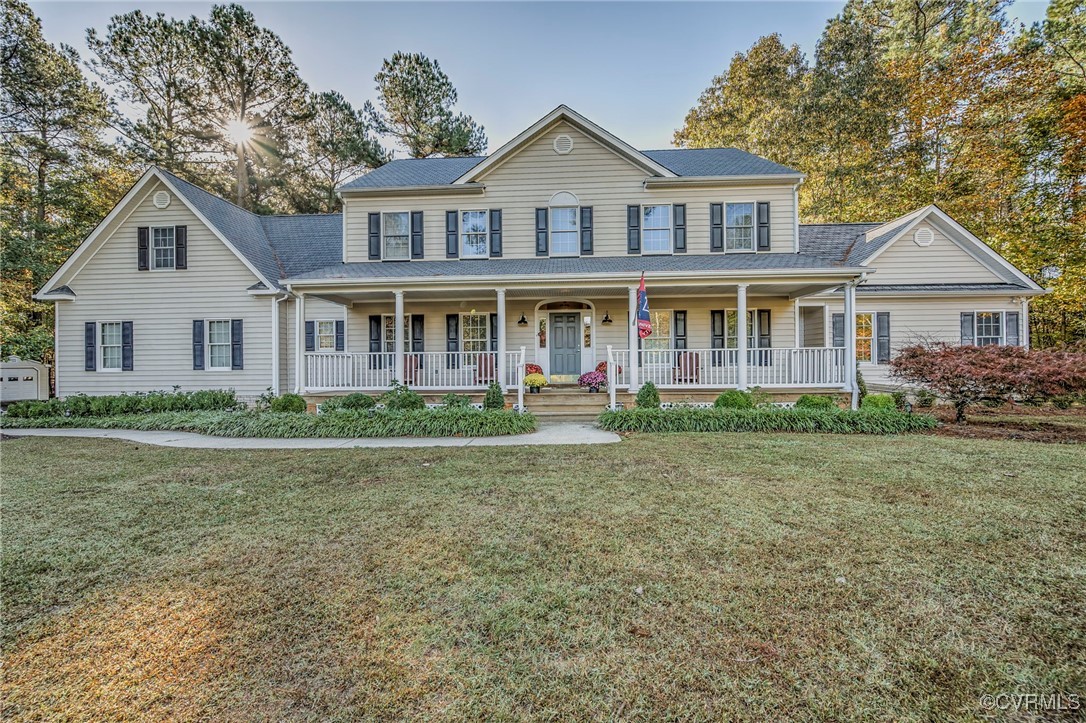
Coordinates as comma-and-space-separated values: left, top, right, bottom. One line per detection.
602, 312, 613, 324
517, 314, 528, 326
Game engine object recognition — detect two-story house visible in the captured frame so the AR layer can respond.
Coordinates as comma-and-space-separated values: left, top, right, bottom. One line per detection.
35, 106, 1043, 409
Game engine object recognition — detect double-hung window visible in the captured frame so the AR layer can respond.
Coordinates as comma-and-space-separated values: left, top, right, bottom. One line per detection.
724, 310, 757, 349
207, 320, 232, 370
642, 310, 673, 352
726, 203, 754, 251
460, 313, 489, 353
316, 320, 337, 351
100, 322, 122, 370
382, 212, 409, 260
382, 314, 413, 352
550, 207, 579, 256
461, 210, 488, 258
855, 313, 874, 362
642, 205, 672, 254
975, 311, 1004, 346
152, 227, 175, 269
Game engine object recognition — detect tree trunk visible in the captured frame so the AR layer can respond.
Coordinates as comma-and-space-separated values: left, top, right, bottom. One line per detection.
955, 400, 968, 424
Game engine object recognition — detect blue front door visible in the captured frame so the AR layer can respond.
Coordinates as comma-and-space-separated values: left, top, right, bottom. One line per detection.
549, 313, 581, 376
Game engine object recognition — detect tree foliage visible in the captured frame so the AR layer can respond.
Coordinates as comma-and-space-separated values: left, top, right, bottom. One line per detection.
365, 52, 487, 158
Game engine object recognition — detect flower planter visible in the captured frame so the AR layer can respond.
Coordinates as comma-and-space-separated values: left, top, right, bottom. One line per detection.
589, 386, 600, 393
529, 386, 540, 394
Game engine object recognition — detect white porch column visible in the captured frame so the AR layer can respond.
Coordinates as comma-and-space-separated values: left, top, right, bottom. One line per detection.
393, 290, 405, 383
496, 288, 507, 387
628, 284, 639, 391
844, 281, 858, 409
295, 292, 305, 393
1020, 298, 1030, 349
736, 283, 749, 391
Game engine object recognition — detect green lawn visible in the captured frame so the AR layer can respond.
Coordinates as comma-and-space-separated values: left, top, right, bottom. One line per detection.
2, 434, 1084, 721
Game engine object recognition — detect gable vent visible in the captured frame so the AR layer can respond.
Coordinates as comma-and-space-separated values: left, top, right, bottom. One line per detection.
913, 227, 934, 247
153, 190, 171, 209
553, 134, 574, 155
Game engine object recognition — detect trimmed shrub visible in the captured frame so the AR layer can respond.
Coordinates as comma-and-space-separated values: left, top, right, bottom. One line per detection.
795, 394, 835, 411
714, 390, 754, 409
856, 367, 868, 405
270, 393, 307, 413
861, 394, 896, 411
441, 393, 473, 408
891, 390, 908, 410
483, 382, 505, 410
597, 407, 936, 435
3, 389, 240, 418
636, 381, 660, 409
382, 381, 426, 411
322, 393, 376, 412
2, 409, 537, 438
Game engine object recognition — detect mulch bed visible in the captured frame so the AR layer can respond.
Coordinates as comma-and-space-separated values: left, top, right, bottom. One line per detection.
926, 404, 1086, 444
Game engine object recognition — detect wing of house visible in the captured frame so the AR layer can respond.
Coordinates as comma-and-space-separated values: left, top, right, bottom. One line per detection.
36, 105, 1043, 405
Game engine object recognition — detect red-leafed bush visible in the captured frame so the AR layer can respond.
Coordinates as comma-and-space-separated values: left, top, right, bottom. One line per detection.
890, 343, 1086, 422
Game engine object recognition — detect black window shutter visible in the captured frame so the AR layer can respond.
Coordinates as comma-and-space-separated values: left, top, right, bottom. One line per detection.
121, 321, 134, 371
757, 202, 771, 251
174, 226, 187, 269
710, 310, 725, 366
961, 312, 975, 345
230, 319, 243, 370
137, 227, 149, 270
1005, 312, 1020, 346
412, 315, 425, 367
673, 204, 686, 253
489, 209, 502, 257
445, 211, 458, 258
876, 312, 891, 364
710, 204, 724, 252
535, 208, 548, 256
758, 310, 772, 348
832, 313, 845, 348
627, 205, 641, 254
368, 315, 383, 369
410, 211, 424, 259
192, 320, 204, 370
446, 314, 460, 369
674, 311, 687, 349
335, 320, 345, 351
84, 322, 96, 371
368, 213, 381, 260
489, 313, 499, 352
305, 321, 315, 352
580, 207, 593, 255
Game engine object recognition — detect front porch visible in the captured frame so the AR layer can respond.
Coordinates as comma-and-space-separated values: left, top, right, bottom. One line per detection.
288, 274, 863, 405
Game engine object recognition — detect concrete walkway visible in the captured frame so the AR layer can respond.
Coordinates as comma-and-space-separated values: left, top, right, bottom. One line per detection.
2, 422, 620, 449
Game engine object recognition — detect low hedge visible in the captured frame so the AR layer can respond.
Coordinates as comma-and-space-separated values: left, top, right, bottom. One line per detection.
598, 407, 936, 435
0, 408, 536, 438
4, 389, 240, 418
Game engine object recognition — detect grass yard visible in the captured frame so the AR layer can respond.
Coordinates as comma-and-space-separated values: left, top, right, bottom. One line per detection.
2, 433, 1084, 721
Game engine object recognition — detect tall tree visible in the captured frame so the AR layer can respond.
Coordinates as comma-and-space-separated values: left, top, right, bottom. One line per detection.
85, 10, 207, 176
1, 0, 131, 362
365, 52, 486, 158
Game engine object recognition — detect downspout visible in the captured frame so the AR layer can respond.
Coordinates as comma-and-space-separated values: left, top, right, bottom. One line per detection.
271, 292, 289, 395
793, 181, 802, 254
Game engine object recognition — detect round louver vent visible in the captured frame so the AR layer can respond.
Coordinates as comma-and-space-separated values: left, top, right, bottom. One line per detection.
913, 227, 934, 247
553, 134, 574, 155
153, 190, 171, 209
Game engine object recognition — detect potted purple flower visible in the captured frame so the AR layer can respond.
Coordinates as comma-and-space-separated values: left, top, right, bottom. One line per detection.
577, 370, 607, 393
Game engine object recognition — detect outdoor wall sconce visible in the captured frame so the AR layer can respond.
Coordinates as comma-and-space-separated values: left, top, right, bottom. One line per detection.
602, 312, 613, 324
517, 314, 528, 326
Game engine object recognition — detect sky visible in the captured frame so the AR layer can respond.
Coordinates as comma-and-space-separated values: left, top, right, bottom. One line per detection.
30, 0, 1052, 154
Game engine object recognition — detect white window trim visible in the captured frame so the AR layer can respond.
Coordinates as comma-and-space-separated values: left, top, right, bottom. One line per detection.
97, 320, 123, 373
381, 210, 411, 261
206, 319, 233, 371
459, 312, 490, 353
315, 319, 338, 352
549, 206, 580, 258
381, 313, 413, 352
459, 209, 489, 259
724, 201, 757, 254
855, 311, 875, 363
150, 225, 176, 271
973, 310, 1006, 346
641, 203, 673, 256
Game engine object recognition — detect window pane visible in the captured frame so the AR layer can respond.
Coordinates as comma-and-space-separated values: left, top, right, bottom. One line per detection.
209, 344, 231, 368
317, 320, 336, 350
726, 203, 753, 228
383, 212, 409, 236
152, 227, 175, 269
208, 320, 231, 368
643, 229, 671, 253
976, 312, 1002, 345
856, 313, 873, 362
643, 310, 672, 351
209, 320, 231, 344
100, 322, 121, 369
101, 322, 121, 346
724, 310, 756, 349
461, 314, 488, 353
726, 228, 753, 251
382, 315, 411, 352
461, 210, 488, 257
551, 207, 577, 231
551, 230, 578, 256
643, 205, 671, 230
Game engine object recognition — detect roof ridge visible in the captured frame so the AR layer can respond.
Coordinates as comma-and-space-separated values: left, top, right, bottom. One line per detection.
641, 146, 743, 153
800, 222, 882, 227
156, 167, 263, 220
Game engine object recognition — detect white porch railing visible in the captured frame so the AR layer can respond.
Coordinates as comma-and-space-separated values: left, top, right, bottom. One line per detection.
306, 351, 500, 391
632, 347, 847, 389
504, 349, 523, 392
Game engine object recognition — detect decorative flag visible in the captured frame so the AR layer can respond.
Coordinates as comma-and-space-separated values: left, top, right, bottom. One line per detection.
637, 273, 652, 339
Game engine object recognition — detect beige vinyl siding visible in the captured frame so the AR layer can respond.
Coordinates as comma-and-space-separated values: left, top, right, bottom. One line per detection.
343, 121, 797, 262
822, 294, 1024, 386
55, 179, 274, 401
865, 221, 1005, 284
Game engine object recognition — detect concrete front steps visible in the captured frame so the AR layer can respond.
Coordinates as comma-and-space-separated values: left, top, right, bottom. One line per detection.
520, 386, 612, 420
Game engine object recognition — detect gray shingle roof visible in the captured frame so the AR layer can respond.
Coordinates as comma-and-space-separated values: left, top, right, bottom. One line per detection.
856, 283, 1032, 294
338, 148, 800, 191
285, 252, 857, 282
797, 221, 918, 264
